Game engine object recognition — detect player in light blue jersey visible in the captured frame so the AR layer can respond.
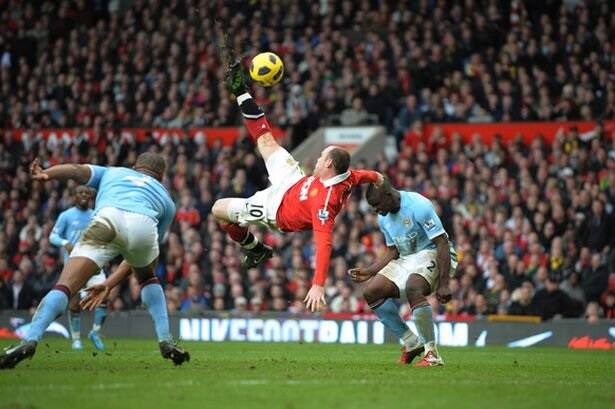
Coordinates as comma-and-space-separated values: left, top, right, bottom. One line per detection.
349, 179, 457, 367
1, 153, 190, 369
49, 185, 107, 351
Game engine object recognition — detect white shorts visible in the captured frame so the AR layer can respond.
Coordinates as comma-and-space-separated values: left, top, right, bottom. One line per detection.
378, 248, 458, 299
70, 207, 160, 268
227, 148, 304, 229
79, 271, 106, 299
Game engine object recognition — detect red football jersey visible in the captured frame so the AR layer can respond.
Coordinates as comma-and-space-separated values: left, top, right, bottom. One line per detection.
276, 169, 380, 286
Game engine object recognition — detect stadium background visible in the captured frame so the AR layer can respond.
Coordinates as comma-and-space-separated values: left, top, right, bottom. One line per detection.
0, 0, 614, 331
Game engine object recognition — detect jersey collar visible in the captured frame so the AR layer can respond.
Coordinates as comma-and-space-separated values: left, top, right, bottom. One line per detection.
321, 171, 351, 187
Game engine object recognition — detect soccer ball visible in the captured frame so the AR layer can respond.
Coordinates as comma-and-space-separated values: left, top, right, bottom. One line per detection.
249, 52, 284, 87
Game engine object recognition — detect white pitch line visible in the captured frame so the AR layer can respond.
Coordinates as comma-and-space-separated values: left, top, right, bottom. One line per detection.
1, 377, 609, 392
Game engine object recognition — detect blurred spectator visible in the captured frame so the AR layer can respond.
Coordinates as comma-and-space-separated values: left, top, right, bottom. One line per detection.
330, 284, 359, 313
465, 294, 491, 318
603, 292, 615, 319
3, 270, 36, 310
532, 276, 575, 320
581, 254, 609, 303
508, 283, 536, 316
580, 201, 613, 251
180, 285, 209, 313
585, 302, 602, 324
559, 272, 586, 306
232, 296, 248, 313
0, 279, 8, 309
339, 98, 371, 126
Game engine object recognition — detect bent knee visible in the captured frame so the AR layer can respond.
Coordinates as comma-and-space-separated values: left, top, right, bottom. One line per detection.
133, 266, 156, 285
362, 288, 377, 305
212, 200, 229, 220
405, 284, 426, 305
363, 285, 393, 305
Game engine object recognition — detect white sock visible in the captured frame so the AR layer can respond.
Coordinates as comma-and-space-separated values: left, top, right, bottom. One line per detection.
402, 329, 420, 350
424, 341, 438, 355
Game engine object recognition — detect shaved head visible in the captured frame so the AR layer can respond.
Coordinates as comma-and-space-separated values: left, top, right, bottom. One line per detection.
135, 152, 166, 181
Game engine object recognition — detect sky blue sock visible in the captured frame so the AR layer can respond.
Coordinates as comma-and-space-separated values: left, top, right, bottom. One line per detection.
25, 289, 69, 342
92, 306, 107, 332
141, 283, 172, 343
372, 299, 410, 340
413, 305, 435, 344
69, 311, 81, 340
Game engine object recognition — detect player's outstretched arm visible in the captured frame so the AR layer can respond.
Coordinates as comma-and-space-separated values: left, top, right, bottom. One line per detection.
303, 230, 333, 312
224, 61, 281, 161
349, 246, 399, 282
80, 260, 133, 310
351, 169, 384, 186
30, 158, 91, 184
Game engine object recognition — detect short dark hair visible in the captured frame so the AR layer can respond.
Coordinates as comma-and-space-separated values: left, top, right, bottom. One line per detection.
74, 185, 90, 195
327, 147, 350, 174
366, 177, 393, 204
135, 152, 166, 181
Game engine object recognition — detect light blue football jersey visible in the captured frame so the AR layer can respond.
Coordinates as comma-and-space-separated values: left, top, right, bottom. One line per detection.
86, 165, 176, 242
49, 207, 94, 263
378, 191, 447, 256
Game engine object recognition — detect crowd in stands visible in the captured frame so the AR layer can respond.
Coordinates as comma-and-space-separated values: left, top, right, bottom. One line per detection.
1, 0, 614, 145
0, 0, 614, 321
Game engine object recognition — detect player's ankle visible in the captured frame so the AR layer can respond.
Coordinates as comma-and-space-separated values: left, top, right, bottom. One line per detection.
424, 341, 438, 354
402, 330, 420, 350
241, 233, 259, 249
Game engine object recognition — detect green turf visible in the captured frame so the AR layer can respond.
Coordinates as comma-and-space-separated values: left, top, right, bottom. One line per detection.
0, 339, 613, 409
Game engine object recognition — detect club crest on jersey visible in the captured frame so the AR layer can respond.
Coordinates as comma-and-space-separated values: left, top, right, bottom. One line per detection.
424, 218, 436, 230
403, 217, 412, 226
318, 208, 329, 224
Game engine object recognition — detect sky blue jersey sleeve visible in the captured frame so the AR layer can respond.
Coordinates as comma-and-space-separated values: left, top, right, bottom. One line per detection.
414, 199, 446, 241
49, 211, 68, 247
378, 216, 394, 247
157, 201, 176, 243
86, 165, 107, 189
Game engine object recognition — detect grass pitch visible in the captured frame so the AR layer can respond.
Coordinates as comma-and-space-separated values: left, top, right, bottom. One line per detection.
0, 339, 613, 409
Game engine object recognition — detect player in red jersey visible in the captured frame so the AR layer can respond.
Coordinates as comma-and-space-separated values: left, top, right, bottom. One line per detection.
213, 62, 383, 312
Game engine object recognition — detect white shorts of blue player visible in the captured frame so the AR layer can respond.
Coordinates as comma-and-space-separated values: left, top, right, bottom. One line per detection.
378, 248, 458, 300
71, 207, 160, 268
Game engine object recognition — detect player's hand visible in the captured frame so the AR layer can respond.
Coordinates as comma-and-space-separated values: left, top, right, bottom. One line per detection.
64, 243, 74, 253
348, 268, 374, 283
435, 285, 452, 304
30, 158, 49, 181
80, 284, 110, 311
304, 285, 326, 312
224, 59, 248, 97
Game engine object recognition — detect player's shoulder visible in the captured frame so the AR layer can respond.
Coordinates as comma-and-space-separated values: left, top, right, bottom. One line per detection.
62, 206, 80, 216
403, 191, 432, 206
56, 208, 70, 220
109, 166, 136, 176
